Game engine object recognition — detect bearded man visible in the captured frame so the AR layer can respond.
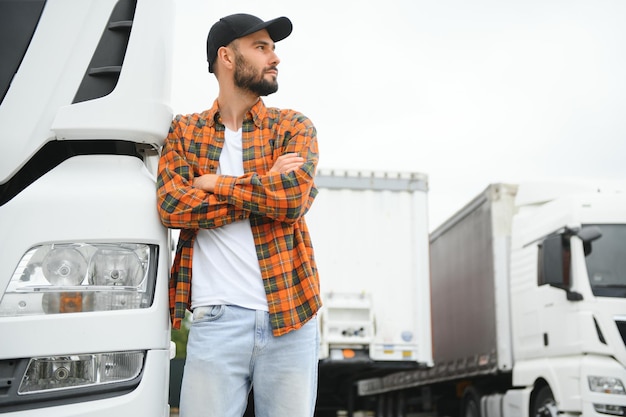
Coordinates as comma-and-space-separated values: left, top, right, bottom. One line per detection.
156, 13, 321, 417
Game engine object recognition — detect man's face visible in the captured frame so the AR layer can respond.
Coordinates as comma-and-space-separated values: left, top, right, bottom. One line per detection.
232, 30, 280, 96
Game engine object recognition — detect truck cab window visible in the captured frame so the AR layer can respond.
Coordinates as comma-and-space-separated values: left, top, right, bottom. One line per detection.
584, 224, 626, 298
0, 0, 46, 104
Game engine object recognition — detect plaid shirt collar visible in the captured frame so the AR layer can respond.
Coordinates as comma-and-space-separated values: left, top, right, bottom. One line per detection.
203, 98, 267, 129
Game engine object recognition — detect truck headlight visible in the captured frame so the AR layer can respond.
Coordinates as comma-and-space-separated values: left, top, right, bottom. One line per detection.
589, 376, 626, 395
0, 243, 158, 316
19, 351, 144, 394
42, 246, 87, 286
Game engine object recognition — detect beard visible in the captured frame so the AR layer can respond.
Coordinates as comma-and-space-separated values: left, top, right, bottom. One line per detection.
233, 51, 278, 96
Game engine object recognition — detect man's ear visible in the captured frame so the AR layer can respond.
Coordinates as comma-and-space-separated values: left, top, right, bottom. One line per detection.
216, 46, 235, 72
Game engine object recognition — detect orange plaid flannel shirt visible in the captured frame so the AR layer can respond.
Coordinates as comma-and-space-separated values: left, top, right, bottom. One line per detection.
156, 99, 321, 336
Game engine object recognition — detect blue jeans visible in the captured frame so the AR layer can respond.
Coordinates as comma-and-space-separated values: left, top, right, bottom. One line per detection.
179, 305, 319, 417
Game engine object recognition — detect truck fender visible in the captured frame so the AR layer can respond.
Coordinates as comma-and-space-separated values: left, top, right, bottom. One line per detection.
501, 386, 532, 417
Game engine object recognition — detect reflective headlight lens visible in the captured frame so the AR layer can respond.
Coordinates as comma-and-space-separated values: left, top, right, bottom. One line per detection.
19, 351, 144, 394
589, 376, 626, 395
91, 247, 144, 287
42, 247, 87, 286
0, 243, 157, 316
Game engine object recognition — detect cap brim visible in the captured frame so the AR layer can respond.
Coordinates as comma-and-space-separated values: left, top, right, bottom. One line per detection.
240, 16, 292, 42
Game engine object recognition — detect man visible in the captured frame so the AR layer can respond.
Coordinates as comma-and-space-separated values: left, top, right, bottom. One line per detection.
156, 13, 321, 417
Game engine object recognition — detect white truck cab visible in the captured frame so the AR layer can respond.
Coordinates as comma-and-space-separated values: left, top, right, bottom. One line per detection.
0, 1, 174, 415
509, 183, 626, 416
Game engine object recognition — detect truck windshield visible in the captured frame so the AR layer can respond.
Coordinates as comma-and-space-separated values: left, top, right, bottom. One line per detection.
584, 224, 626, 298
0, 1, 46, 104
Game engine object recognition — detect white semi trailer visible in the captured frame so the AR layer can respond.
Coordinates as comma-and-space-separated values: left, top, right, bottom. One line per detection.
305, 170, 433, 416
0, 0, 174, 415
356, 182, 626, 417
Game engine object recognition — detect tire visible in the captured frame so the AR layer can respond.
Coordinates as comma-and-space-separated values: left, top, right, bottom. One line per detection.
460, 387, 481, 417
531, 385, 558, 417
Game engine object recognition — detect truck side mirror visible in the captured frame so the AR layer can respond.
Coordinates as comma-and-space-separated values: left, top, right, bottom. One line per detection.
577, 226, 602, 243
540, 235, 566, 288
538, 234, 583, 301
577, 226, 602, 256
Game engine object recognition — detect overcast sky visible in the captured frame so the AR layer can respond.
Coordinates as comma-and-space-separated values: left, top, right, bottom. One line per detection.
172, 0, 626, 230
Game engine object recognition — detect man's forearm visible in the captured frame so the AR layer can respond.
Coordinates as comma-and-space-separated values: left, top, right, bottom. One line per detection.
193, 153, 304, 194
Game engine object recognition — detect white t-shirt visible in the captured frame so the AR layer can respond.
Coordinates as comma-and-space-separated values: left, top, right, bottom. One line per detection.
191, 127, 268, 311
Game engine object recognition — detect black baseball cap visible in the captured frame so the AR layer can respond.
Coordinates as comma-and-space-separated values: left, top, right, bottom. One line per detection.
207, 13, 293, 73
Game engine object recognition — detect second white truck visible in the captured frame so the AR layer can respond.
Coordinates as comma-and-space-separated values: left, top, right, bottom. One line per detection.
356, 181, 626, 417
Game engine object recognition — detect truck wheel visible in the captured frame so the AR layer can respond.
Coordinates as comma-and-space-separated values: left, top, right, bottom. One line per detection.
461, 387, 481, 417
531, 386, 557, 417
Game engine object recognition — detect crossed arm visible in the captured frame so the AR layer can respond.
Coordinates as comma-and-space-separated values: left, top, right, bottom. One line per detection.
156, 119, 318, 230
192, 153, 304, 192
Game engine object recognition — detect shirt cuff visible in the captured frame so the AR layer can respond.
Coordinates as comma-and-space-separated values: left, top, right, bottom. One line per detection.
213, 175, 237, 201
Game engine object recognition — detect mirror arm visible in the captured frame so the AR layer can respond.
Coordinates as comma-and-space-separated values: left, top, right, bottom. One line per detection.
566, 290, 584, 301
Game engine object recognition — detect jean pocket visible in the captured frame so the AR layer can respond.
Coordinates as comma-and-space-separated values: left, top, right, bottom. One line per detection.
192, 305, 226, 323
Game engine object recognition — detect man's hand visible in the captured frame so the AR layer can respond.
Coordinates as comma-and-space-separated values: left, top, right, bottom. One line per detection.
193, 174, 218, 192
270, 153, 305, 173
